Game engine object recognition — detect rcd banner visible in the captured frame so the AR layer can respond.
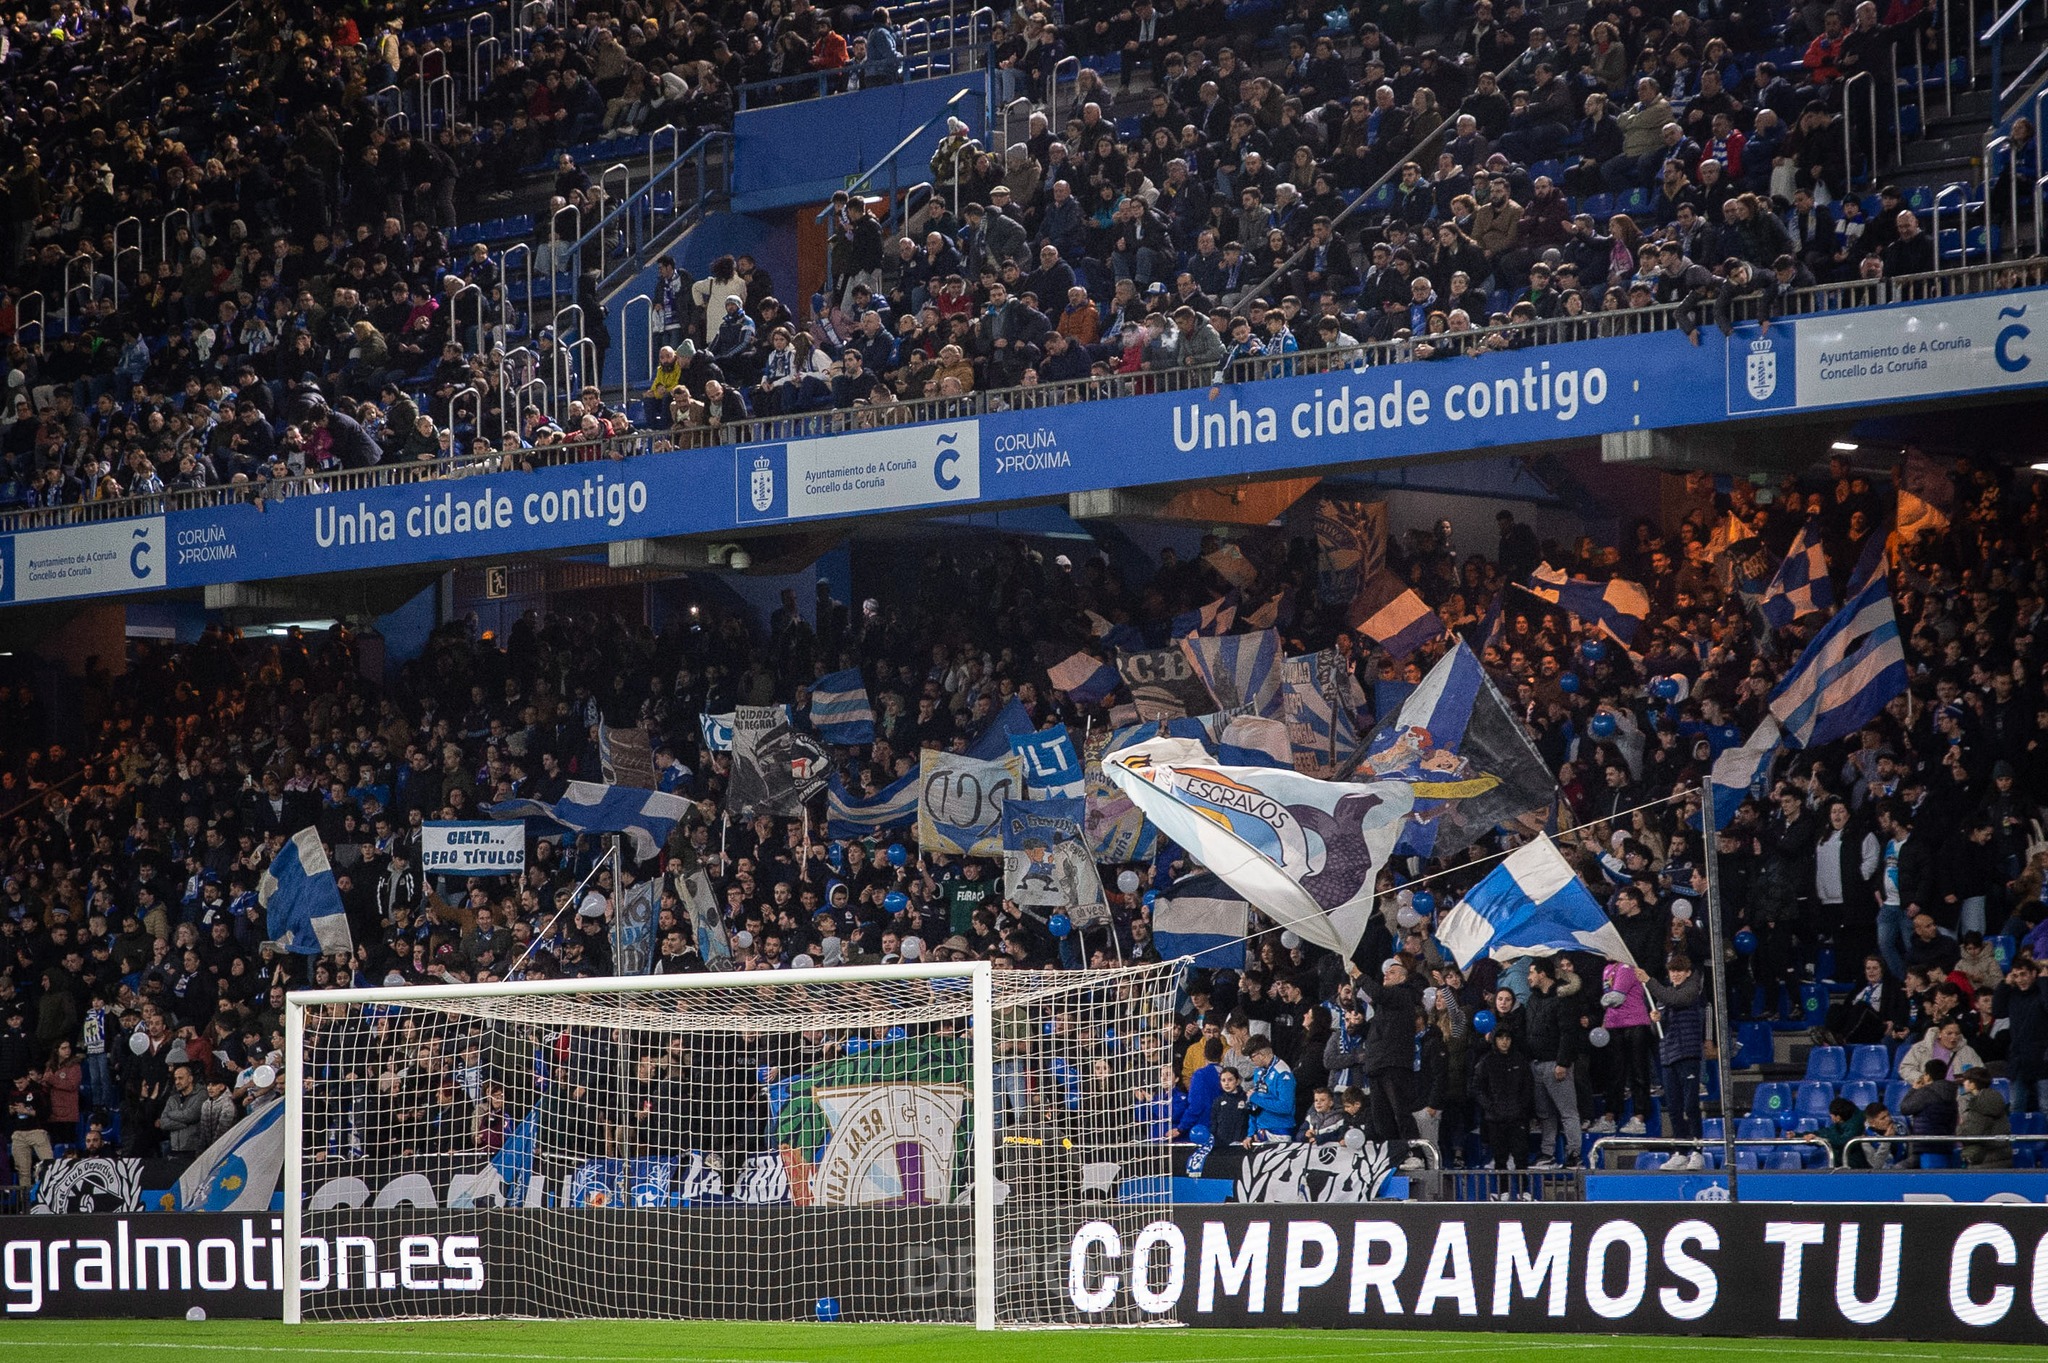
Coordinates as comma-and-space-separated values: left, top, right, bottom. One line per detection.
421, 823, 526, 875
1065, 1202, 2048, 1342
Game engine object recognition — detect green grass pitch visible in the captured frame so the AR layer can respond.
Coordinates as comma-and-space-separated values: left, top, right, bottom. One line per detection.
12, 1321, 2048, 1361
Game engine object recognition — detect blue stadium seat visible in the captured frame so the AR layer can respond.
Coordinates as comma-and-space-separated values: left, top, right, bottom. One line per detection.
1884, 1080, 1910, 1112
1702, 1118, 1725, 1141
1530, 158, 1566, 183
1814, 946, 1836, 982
1750, 1082, 1795, 1121
1634, 1152, 1669, 1169
1734, 1022, 1774, 1069
1992, 935, 2018, 968
1848, 1045, 1891, 1081
1583, 192, 1615, 220
1804, 1046, 1846, 1082
1794, 1082, 1835, 1121
1618, 186, 1652, 215
1737, 1117, 1778, 1142
1733, 1150, 1760, 1170
1766, 1149, 1805, 1170
1840, 1080, 1880, 1109
1796, 984, 1828, 1025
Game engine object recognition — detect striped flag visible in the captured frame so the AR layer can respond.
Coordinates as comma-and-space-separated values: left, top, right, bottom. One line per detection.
1151, 872, 1249, 969
826, 762, 920, 839
1203, 543, 1261, 590
1768, 535, 1906, 749
1436, 834, 1640, 970
1009, 726, 1086, 797
1759, 520, 1833, 629
1524, 563, 1651, 646
1180, 627, 1282, 716
809, 668, 876, 744
1279, 651, 1362, 776
1047, 650, 1120, 705
1172, 592, 1239, 638
487, 782, 691, 860
260, 829, 352, 956
1347, 568, 1447, 660
699, 712, 735, 752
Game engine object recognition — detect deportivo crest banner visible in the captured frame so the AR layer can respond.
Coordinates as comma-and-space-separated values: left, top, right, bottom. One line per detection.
1116, 648, 1214, 722
916, 751, 1023, 856
1104, 737, 1438, 955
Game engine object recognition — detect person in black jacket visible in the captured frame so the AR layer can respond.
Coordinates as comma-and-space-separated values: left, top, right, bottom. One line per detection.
1199, 1066, 1252, 1180
1355, 956, 1425, 1147
1523, 957, 1586, 1168
1822, 953, 1912, 1046
1409, 1006, 1450, 1169
1995, 958, 2048, 1116
1472, 1027, 1534, 1169
1755, 789, 1821, 1019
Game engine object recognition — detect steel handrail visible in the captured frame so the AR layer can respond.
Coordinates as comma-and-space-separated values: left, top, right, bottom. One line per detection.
1001, 96, 1031, 153
158, 208, 190, 268
14, 291, 44, 353
2035, 87, 2048, 256
1844, 70, 1878, 192
6, 255, 2042, 533
497, 346, 536, 446
448, 282, 484, 351
560, 130, 725, 297
621, 293, 654, 409
1589, 1135, 1837, 1170
62, 254, 96, 333
546, 204, 581, 314
1987, 133, 2016, 263
1930, 180, 1970, 273
595, 162, 632, 277
816, 87, 978, 221
1843, 1132, 2046, 1165
1985, 0, 2033, 99
569, 337, 599, 414
1048, 54, 1081, 135
470, 35, 500, 103
111, 217, 142, 304
499, 242, 533, 327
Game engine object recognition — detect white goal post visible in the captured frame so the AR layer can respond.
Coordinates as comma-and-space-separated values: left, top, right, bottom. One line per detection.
282, 960, 1179, 1326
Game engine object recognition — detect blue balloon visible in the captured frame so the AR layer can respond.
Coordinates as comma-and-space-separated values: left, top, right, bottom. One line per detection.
1581, 638, 1607, 663
1651, 676, 1681, 701
1411, 890, 1436, 916
816, 1298, 841, 1322
883, 890, 909, 914
1589, 712, 1619, 739
1734, 928, 1758, 956
1049, 913, 1074, 939
1473, 1009, 1497, 1035
826, 843, 844, 869
886, 843, 909, 868
1558, 673, 1581, 694
1142, 889, 1159, 908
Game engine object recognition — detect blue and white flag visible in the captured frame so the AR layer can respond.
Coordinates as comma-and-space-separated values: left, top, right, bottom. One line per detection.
1436, 835, 1639, 970
966, 695, 1035, 761
1525, 564, 1652, 646
1353, 641, 1556, 858
1172, 592, 1239, 638
809, 668, 876, 745
1000, 796, 1107, 921
261, 828, 352, 956
1214, 714, 1292, 769
1314, 498, 1386, 605
1348, 568, 1447, 660
1048, 650, 1120, 706
612, 879, 658, 974
1009, 726, 1085, 798
826, 762, 920, 839
917, 752, 1022, 855
1151, 871, 1249, 969
1181, 627, 1282, 716
699, 712, 735, 752
1105, 737, 1436, 955
176, 1098, 284, 1212
487, 781, 691, 860
1278, 651, 1363, 777
1696, 715, 1781, 832
1768, 535, 1906, 749
1760, 521, 1832, 629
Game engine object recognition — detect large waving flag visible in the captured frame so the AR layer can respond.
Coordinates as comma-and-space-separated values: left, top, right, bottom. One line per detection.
917, 752, 1022, 855
809, 669, 876, 745
262, 829, 352, 956
1348, 568, 1447, 660
1047, 650, 1120, 706
1760, 521, 1833, 628
1009, 726, 1085, 797
1314, 498, 1386, 604
1525, 563, 1652, 646
1172, 593, 1239, 638
1697, 715, 1780, 831
1279, 650, 1363, 776
488, 782, 691, 860
1352, 641, 1556, 858
1767, 535, 1906, 749
1180, 627, 1282, 716
699, 712, 735, 752
176, 1098, 285, 1211
1152, 871, 1249, 969
826, 762, 920, 839
1436, 835, 1639, 970
1214, 714, 1293, 769
966, 695, 1035, 760
1104, 737, 1431, 955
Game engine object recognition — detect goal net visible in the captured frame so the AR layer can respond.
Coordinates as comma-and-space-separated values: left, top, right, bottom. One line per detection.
283, 960, 1180, 1325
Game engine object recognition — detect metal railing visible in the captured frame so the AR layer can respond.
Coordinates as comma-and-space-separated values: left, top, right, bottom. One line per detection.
1986, 0, 2040, 105
548, 130, 728, 306
814, 87, 979, 230
4, 255, 2041, 535
733, 23, 997, 110
1843, 1132, 2048, 1166
1844, 70, 1880, 193
1931, 180, 1973, 272
1589, 1135, 1836, 1171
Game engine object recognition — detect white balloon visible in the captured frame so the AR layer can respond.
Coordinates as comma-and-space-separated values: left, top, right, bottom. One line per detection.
1672, 899, 1695, 921
1395, 907, 1422, 928
1588, 1026, 1612, 1048
1117, 870, 1141, 894
1601, 990, 1627, 1009
130, 1031, 150, 1055
1280, 930, 1301, 949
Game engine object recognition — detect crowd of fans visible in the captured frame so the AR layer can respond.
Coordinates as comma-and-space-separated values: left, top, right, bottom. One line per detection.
2, 444, 2047, 1190
3, 0, 2020, 505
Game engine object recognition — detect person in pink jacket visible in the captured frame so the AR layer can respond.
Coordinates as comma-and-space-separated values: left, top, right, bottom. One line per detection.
1588, 958, 1656, 1136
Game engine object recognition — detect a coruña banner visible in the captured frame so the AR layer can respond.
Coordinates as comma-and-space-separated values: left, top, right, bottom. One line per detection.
421, 823, 526, 875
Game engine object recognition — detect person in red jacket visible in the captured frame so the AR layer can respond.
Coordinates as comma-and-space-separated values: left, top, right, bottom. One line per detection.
1804, 9, 1847, 85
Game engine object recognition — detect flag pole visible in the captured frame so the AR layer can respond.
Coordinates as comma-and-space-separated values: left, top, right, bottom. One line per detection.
1700, 793, 1741, 1201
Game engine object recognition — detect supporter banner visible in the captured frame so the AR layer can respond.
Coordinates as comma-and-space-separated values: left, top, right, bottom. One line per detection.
420, 822, 526, 875
1064, 1202, 2048, 1342
14, 288, 2048, 606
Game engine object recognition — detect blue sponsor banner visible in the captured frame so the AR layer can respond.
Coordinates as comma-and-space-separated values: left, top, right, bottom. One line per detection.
20, 288, 2048, 606
1587, 1170, 2048, 1202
